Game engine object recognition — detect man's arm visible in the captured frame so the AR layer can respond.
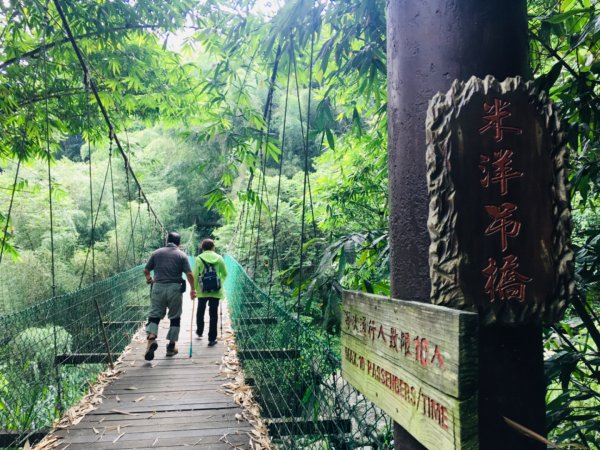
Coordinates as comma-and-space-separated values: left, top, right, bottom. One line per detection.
186, 272, 196, 299
144, 268, 153, 284
144, 253, 155, 284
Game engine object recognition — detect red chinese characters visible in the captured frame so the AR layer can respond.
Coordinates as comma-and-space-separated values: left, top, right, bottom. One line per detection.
483, 203, 521, 252
482, 255, 532, 302
343, 311, 445, 370
479, 150, 523, 195
479, 98, 523, 142
479, 98, 531, 303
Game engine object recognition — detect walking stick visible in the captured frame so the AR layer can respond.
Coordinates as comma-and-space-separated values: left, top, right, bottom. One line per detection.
189, 298, 195, 358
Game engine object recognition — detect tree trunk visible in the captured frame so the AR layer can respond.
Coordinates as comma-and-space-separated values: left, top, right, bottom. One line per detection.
387, 1, 545, 449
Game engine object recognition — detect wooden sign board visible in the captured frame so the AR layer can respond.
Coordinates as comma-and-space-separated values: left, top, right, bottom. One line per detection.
341, 290, 478, 450
426, 75, 574, 326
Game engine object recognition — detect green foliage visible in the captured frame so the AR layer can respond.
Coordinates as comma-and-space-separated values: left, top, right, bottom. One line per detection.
0, 0, 598, 446
9, 326, 72, 381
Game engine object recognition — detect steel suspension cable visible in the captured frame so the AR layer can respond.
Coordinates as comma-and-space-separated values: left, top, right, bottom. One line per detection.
292, 45, 318, 237
43, 8, 57, 298
251, 99, 275, 279
0, 158, 22, 267
85, 87, 96, 282
78, 155, 113, 289
239, 44, 282, 267
124, 162, 137, 265
296, 29, 317, 328
123, 197, 141, 265
0, 74, 37, 268
108, 142, 121, 271
52, 0, 165, 238
42, 0, 64, 415
267, 54, 293, 299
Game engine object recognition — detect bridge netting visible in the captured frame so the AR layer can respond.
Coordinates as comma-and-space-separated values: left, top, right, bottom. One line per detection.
0, 257, 392, 449
0, 266, 147, 449
225, 255, 393, 449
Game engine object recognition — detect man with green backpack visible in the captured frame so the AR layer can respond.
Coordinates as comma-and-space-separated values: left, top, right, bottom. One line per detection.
193, 239, 227, 347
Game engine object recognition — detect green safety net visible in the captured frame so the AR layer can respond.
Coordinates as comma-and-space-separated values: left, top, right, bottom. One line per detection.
0, 265, 148, 449
225, 255, 393, 449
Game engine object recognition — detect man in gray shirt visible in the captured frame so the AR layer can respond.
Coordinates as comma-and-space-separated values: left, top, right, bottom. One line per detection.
143, 231, 196, 360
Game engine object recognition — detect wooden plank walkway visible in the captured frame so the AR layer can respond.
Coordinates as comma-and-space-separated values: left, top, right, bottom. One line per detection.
45, 293, 256, 450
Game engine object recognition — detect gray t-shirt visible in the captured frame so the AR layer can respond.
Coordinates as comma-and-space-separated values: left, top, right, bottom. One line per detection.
145, 243, 191, 284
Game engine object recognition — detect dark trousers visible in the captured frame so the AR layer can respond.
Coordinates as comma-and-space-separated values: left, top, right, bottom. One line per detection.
196, 297, 219, 341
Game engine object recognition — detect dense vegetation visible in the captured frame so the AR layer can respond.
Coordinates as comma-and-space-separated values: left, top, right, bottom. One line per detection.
0, 0, 598, 447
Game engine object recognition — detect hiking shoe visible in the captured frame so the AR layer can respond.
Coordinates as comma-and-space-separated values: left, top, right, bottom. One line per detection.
166, 342, 178, 356
208, 340, 217, 347
145, 339, 158, 361
196, 331, 203, 339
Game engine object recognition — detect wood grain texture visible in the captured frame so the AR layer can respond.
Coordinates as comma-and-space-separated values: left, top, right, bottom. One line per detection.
41, 298, 254, 449
426, 75, 574, 326
341, 291, 478, 450
342, 291, 478, 398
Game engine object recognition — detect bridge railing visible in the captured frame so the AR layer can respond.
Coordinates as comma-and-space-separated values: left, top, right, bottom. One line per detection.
0, 265, 148, 449
225, 255, 393, 449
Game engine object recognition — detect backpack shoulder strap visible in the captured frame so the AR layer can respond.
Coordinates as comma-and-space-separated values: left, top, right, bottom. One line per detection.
199, 256, 214, 270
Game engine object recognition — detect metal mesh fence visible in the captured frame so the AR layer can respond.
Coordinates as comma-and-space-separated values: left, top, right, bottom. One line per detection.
225, 255, 393, 449
0, 265, 148, 449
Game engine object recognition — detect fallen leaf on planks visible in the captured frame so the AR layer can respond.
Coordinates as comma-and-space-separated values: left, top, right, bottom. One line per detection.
112, 432, 125, 443
110, 409, 138, 416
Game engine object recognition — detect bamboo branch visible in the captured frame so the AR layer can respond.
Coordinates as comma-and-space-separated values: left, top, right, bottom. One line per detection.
1, 24, 162, 70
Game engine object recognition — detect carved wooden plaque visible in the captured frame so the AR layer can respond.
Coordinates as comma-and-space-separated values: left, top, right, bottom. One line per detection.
426, 75, 574, 326
341, 290, 478, 450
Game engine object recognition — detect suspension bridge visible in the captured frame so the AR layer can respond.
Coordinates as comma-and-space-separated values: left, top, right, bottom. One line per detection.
0, 0, 579, 448
0, 257, 392, 449
0, 0, 394, 446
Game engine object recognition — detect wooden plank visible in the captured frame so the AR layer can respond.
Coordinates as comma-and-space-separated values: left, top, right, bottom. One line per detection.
41, 298, 259, 450
55, 434, 250, 449
54, 426, 251, 444
342, 290, 477, 398
238, 349, 299, 360
268, 419, 352, 437
55, 353, 111, 364
341, 290, 478, 450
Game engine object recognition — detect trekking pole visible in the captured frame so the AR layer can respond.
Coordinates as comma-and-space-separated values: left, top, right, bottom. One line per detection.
189, 298, 195, 358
